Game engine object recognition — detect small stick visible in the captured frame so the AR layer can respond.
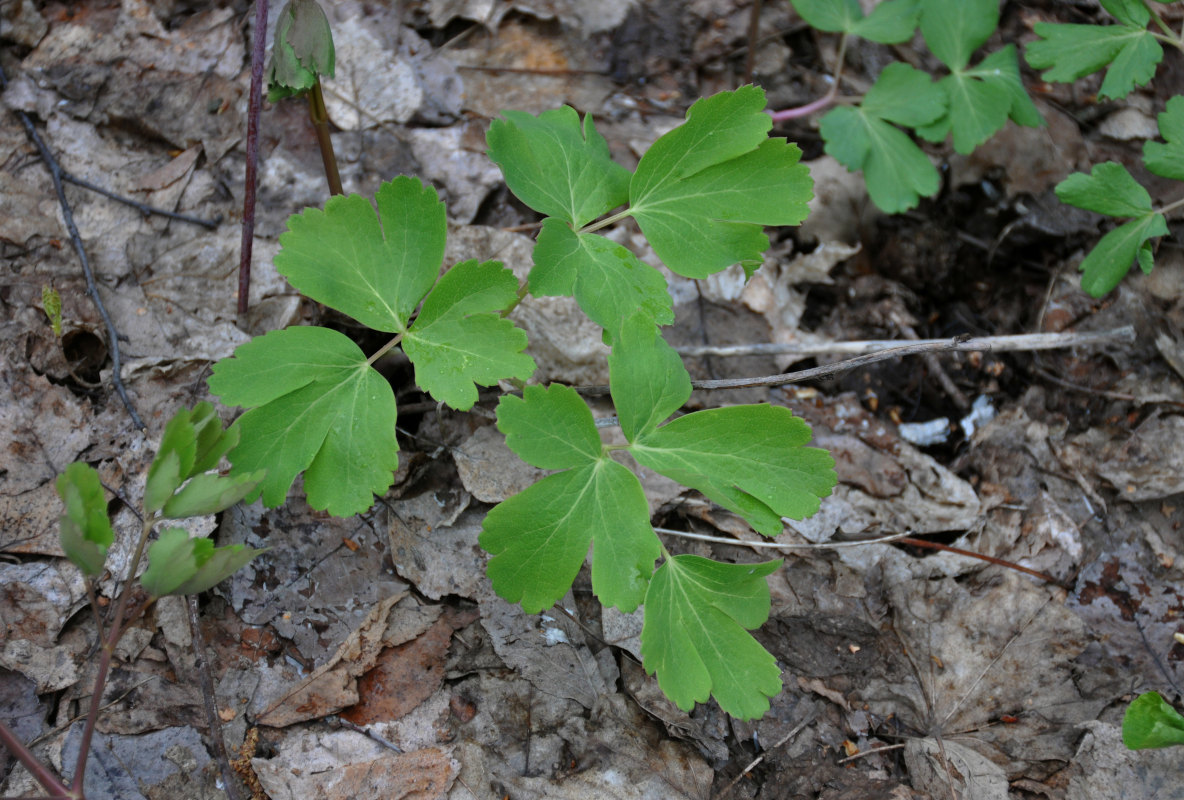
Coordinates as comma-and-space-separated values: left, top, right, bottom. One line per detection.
1, 64, 145, 430
61, 172, 220, 229
187, 596, 245, 800
239, 0, 269, 316
580, 327, 1137, 396
673, 326, 1135, 358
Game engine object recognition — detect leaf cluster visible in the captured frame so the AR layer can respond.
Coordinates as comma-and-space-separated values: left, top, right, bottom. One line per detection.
793, 0, 1042, 213
57, 403, 266, 597
1026, 0, 1169, 101
268, 0, 336, 102
1054, 95, 1184, 296
208, 177, 535, 515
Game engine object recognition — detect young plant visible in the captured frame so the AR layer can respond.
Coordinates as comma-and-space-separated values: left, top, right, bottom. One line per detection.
1026, 3, 1184, 296
1123, 690, 1184, 749
0, 403, 265, 799
209, 86, 837, 718
784, 0, 1042, 212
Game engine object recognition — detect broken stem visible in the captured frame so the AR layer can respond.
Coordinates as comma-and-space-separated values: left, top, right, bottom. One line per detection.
238, 0, 269, 317
309, 80, 343, 196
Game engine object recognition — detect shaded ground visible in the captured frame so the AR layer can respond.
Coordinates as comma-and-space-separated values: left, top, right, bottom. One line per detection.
3, 1, 1184, 798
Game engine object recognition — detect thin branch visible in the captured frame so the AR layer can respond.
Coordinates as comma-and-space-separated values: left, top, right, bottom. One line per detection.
0, 64, 146, 431
239, 0, 269, 316
673, 326, 1135, 358
187, 596, 244, 800
580, 326, 1136, 395
61, 172, 220, 229
0, 719, 70, 797
654, 526, 916, 550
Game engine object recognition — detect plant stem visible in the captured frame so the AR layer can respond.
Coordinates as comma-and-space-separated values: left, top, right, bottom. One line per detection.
308, 80, 343, 196
238, 0, 269, 317
70, 516, 156, 794
580, 208, 633, 235
1155, 194, 1184, 216
500, 282, 530, 318
366, 332, 405, 366
768, 33, 849, 123
0, 718, 70, 797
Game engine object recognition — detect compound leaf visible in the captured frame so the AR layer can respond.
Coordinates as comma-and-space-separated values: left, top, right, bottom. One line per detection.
480, 458, 659, 613
1123, 691, 1184, 749
273, 176, 446, 333
531, 219, 674, 334
1144, 95, 1184, 181
1027, 19, 1162, 100
496, 384, 602, 470
402, 259, 535, 410
487, 107, 631, 228
631, 405, 836, 536
1055, 161, 1152, 217
56, 462, 113, 578
641, 555, 783, 719
608, 314, 692, 442
141, 528, 263, 597
209, 326, 399, 516
1078, 214, 1167, 297
630, 86, 812, 278
820, 106, 940, 213
918, 0, 997, 71
791, 0, 919, 43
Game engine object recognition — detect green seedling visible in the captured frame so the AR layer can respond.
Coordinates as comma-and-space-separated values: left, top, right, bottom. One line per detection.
1123, 691, 1184, 749
267, 0, 341, 194
210, 87, 837, 718
0, 403, 265, 799
782, 0, 1041, 212
41, 285, 62, 337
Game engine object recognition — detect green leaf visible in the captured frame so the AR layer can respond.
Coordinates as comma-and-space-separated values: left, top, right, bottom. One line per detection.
607, 314, 691, 442
141, 528, 263, 597
162, 471, 267, 518
189, 402, 239, 476
208, 326, 399, 516
861, 62, 947, 128
631, 405, 836, 536
977, 45, 1044, 128
495, 384, 602, 470
480, 459, 659, 613
1123, 691, 1184, 749
820, 106, 941, 213
42, 285, 62, 337
402, 259, 535, 409
273, 177, 447, 333
531, 219, 674, 334
1026, 19, 1162, 100
629, 87, 813, 278
56, 463, 113, 577
640, 556, 783, 719
145, 410, 198, 514
487, 107, 631, 228
1055, 162, 1153, 217
789, 0, 863, 33
1100, 0, 1150, 29
1144, 95, 1184, 181
1078, 214, 1167, 297
267, 0, 335, 101
918, 0, 997, 72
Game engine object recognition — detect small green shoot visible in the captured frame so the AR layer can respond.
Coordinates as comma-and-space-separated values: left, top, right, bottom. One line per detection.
42, 285, 62, 337
1026, 0, 1169, 101
1123, 691, 1184, 749
267, 0, 335, 102
1054, 95, 1184, 296
56, 462, 115, 578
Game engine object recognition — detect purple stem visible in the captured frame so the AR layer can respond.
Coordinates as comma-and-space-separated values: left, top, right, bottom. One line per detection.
238, 0, 270, 317
769, 89, 837, 122
0, 719, 70, 797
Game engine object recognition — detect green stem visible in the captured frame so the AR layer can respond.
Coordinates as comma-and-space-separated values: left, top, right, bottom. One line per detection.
366, 332, 405, 366
1145, 2, 1178, 42
580, 208, 634, 235
308, 80, 343, 196
1154, 194, 1184, 216
500, 281, 530, 318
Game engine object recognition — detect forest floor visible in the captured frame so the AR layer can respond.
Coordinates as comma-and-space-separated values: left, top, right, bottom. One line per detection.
3, 1, 1184, 798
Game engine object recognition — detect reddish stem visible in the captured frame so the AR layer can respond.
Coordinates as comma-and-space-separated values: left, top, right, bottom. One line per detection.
0, 718, 70, 797
238, 0, 270, 317
897, 537, 1067, 588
